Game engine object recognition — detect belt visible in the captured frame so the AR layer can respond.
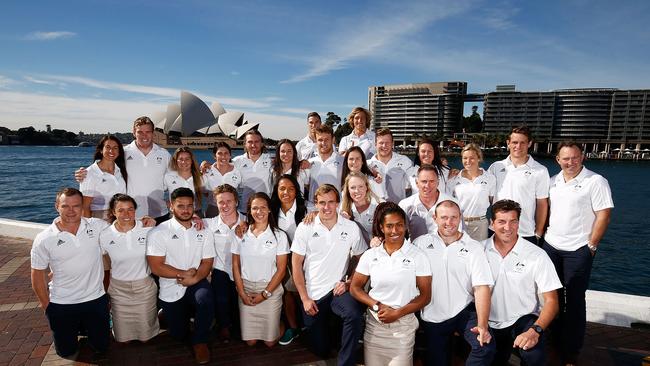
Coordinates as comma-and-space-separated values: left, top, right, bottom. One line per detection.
464, 215, 486, 222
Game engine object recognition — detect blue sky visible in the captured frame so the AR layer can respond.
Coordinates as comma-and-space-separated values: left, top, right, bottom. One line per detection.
0, 0, 648, 139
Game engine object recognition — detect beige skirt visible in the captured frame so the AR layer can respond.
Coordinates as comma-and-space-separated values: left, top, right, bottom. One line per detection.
464, 216, 489, 241
108, 276, 160, 342
239, 279, 284, 342
364, 309, 419, 366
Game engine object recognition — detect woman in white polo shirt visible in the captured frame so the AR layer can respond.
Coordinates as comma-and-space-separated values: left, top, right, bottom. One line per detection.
232, 192, 290, 347
350, 201, 432, 366
99, 194, 159, 343
338, 106, 376, 158
341, 146, 386, 200
340, 172, 382, 244
271, 139, 309, 196
202, 142, 242, 218
164, 147, 204, 215
448, 143, 496, 241
80, 135, 127, 220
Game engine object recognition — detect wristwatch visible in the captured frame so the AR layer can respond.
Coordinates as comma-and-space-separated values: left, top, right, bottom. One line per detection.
262, 289, 272, 299
530, 324, 544, 335
371, 302, 380, 312
587, 243, 598, 252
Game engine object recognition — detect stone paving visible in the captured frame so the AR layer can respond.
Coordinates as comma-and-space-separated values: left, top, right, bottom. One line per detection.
1, 234, 649, 366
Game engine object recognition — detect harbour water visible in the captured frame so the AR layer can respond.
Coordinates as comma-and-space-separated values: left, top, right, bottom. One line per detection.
0, 145, 648, 296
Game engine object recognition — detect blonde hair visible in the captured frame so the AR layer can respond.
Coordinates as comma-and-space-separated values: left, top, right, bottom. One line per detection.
347, 107, 372, 129
341, 172, 380, 220
461, 143, 483, 162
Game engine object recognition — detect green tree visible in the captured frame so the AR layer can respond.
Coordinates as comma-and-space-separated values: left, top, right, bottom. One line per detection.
324, 112, 341, 128
334, 118, 352, 144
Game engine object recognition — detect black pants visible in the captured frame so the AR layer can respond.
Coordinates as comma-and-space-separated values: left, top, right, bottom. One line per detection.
543, 243, 593, 363
491, 314, 545, 366
45, 294, 110, 357
160, 279, 215, 345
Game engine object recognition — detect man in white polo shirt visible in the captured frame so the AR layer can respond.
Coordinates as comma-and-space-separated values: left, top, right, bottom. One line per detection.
484, 199, 561, 366
232, 130, 273, 212
76, 116, 171, 222
30, 188, 110, 358
543, 141, 613, 365
367, 128, 412, 202
147, 187, 216, 365
413, 200, 495, 366
306, 125, 344, 203
488, 125, 549, 244
399, 165, 455, 241
291, 184, 367, 366
295, 112, 322, 160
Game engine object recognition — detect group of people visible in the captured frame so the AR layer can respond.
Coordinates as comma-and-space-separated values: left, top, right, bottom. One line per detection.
30, 110, 613, 366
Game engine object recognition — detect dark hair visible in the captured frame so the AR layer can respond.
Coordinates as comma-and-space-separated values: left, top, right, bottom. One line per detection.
56, 187, 83, 204
307, 112, 321, 121
417, 164, 440, 178
246, 192, 280, 239
170, 187, 194, 202
557, 141, 583, 154
273, 139, 301, 185
133, 116, 154, 130
213, 184, 239, 206
243, 130, 266, 154
413, 138, 448, 185
491, 199, 522, 220
315, 125, 334, 137
341, 146, 374, 188
270, 174, 307, 226
93, 135, 128, 187
170, 146, 202, 207
509, 125, 532, 142
108, 194, 137, 223
212, 141, 232, 156
371, 201, 409, 240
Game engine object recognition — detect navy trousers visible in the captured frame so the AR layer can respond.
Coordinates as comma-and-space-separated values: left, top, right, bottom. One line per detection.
543, 242, 593, 363
491, 314, 545, 366
210, 268, 238, 333
301, 291, 363, 366
45, 294, 110, 357
160, 279, 214, 345
421, 304, 496, 366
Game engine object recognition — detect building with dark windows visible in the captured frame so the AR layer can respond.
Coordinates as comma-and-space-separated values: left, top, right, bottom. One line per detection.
368, 82, 467, 145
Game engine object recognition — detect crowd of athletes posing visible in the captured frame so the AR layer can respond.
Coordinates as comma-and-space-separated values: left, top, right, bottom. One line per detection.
30, 109, 613, 366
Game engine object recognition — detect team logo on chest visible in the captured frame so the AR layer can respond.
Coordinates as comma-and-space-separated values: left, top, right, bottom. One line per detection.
108, 240, 116, 245
57, 239, 65, 246
262, 161, 269, 168
339, 231, 349, 241
458, 247, 469, 258
127, 155, 134, 161
172, 234, 179, 240
514, 261, 526, 273
524, 170, 532, 177
156, 156, 163, 165
196, 233, 205, 242
86, 228, 95, 238
137, 237, 146, 245
263, 240, 274, 249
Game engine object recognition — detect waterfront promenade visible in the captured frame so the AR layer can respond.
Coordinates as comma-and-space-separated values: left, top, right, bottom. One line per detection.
1, 234, 649, 366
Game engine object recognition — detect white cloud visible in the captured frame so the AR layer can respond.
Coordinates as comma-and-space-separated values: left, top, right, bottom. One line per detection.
0, 91, 307, 140
23, 31, 77, 41
276, 107, 313, 115
281, 0, 472, 83
479, 3, 519, 30
230, 71, 240, 76
0, 75, 17, 88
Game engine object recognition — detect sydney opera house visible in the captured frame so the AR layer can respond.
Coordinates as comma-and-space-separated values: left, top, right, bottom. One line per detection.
150, 91, 261, 148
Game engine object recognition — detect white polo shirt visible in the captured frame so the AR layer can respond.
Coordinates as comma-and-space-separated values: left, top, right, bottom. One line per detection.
204, 214, 244, 280
350, 199, 380, 244
307, 153, 344, 202
338, 130, 376, 158
146, 218, 216, 302
545, 167, 614, 251
296, 135, 318, 160
291, 215, 367, 301
407, 165, 452, 196
355, 240, 431, 308
484, 236, 562, 329
79, 162, 127, 211
232, 226, 290, 283
202, 165, 242, 207
449, 169, 496, 218
100, 220, 152, 281
368, 152, 413, 202
31, 218, 108, 304
413, 232, 493, 323
398, 191, 456, 241
488, 156, 550, 237
277, 201, 299, 241
271, 168, 309, 197
124, 142, 170, 218
233, 153, 273, 211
